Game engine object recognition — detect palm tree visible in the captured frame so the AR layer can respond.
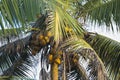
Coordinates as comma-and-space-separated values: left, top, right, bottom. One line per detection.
0, 0, 119, 80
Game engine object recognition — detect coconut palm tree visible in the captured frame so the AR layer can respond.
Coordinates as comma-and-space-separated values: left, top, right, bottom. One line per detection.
0, 0, 119, 80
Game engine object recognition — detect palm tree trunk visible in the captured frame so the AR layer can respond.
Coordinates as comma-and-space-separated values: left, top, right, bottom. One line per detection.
51, 63, 58, 80
62, 53, 67, 80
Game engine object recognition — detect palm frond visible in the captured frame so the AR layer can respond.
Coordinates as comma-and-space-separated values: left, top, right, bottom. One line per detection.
59, 47, 109, 80
0, 35, 30, 73
0, 76, 34, 80
87, 0, 120, 28
67, 67, 88, 80
38, 1, 85, 47
0, 36, 47, 80
80, 49, 109, 80
58, 51, 89, 80
85, 32, 120, 80
76, 0, 120, 30
60, 37, 109, 80
61, 37, 92, 52
75, 0, 102, 18
0, 0, 41, 36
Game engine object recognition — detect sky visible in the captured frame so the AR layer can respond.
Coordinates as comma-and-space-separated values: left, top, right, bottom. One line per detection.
85, 21, 120, 42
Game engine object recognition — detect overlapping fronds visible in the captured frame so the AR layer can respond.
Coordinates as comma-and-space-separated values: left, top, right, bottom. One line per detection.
57, 52, 89, 80
0, 35, 40, 79
60, 37, 109, 80
75, 0, 120, 30
0, 35, 52, 80
0, 0, 85, 41
59, 39, 109, 80
1, 0, 120, 34
31, 1, 85, 47
0, 36, 29, 73
0, 0, 41, 36
75, 0, 102, 18
85, 33, 120, 80
61, 37, 92, 51
67, 66, 88, 80
46, 8, 84, 46
86, 0, 120, 29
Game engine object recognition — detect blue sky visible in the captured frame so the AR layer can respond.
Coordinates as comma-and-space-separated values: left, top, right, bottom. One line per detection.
85, 21, 120, 42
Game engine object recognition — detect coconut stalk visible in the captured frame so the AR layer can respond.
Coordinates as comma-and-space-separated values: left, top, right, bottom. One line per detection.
62, 52, 67, 80
51, 63, 58, 80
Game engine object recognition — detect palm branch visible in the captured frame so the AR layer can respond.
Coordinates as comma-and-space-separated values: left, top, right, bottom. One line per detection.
85, 32, 120, 80
76, 0, 120, 30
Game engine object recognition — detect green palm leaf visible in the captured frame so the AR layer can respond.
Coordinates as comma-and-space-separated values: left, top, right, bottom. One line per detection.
76, 0, 120, 30
85, 33, 120, 80
0, 0, 41, 36
88, 0, 120, 27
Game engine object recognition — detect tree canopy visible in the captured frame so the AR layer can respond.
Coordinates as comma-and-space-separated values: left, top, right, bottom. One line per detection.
0, 0, 120, 80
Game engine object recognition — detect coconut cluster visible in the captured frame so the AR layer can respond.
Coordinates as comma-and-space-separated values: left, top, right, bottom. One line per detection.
29, 31, 52, 55
48, 48, 63, 65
